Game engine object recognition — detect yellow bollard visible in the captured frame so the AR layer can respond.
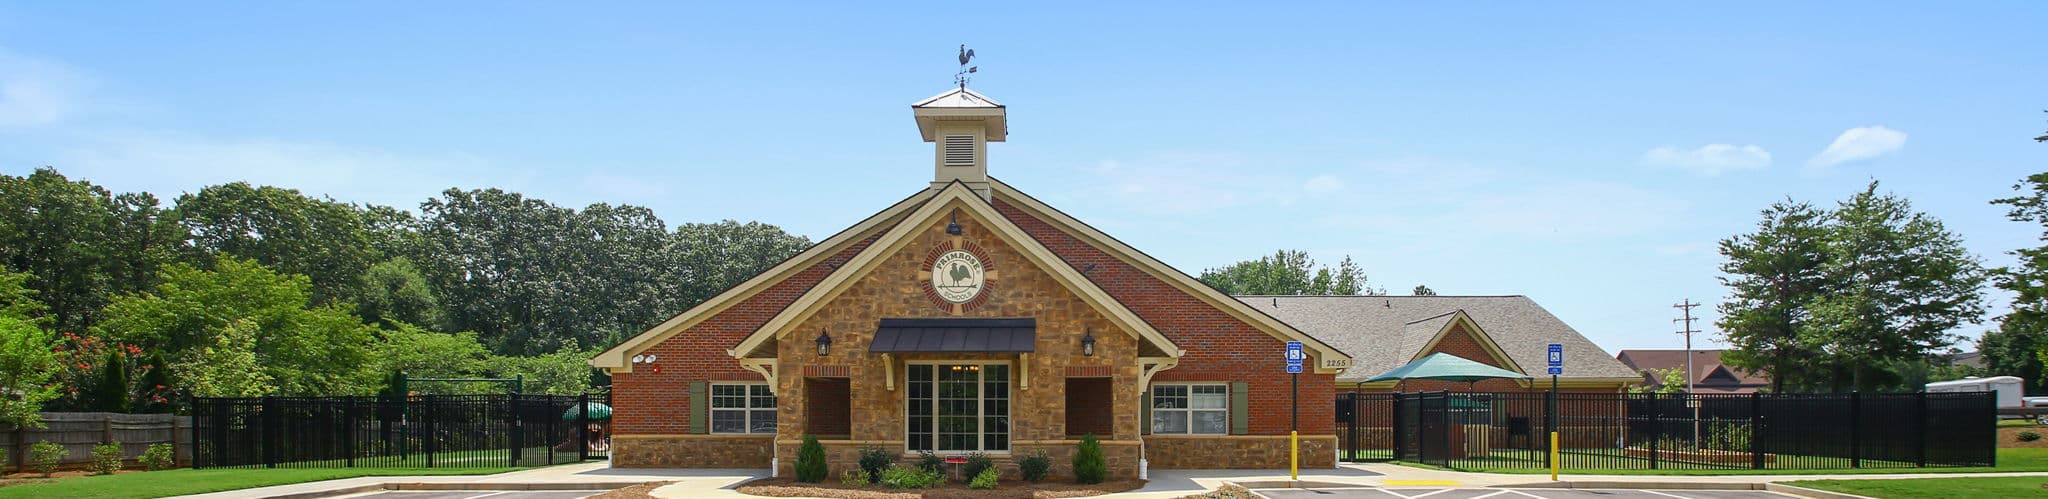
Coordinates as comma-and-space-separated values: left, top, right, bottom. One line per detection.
1549, 431, 1560, 481
1289, 430, 1299, 480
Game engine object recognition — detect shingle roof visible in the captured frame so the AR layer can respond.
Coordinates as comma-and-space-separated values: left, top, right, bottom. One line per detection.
1614, 349, 1770, 387
1237, 295, 1640, 382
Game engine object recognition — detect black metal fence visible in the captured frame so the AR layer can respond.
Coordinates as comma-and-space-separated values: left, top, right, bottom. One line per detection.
1338, 391, 1996, 471
192, 393, 610, 469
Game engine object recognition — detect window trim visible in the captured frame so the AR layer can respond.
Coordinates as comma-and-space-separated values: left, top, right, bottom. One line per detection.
1150, 382, 1230, 435
903, 360, 1013, 454
709, 381, 777, 435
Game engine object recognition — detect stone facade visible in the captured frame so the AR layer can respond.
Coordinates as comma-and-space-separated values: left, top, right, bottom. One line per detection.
1142, 435, 1337, 469
611, 435, 774, 468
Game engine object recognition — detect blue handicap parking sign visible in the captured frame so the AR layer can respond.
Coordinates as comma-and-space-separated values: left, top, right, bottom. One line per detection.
1286, 364, 1303, 374
1547, 343, 1564, 367
1547, 366, 1563, 375
1285, 341, 1305, 367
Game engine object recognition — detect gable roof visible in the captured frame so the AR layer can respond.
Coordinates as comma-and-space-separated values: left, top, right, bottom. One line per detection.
1405, 310, 1525, 374
986, 178, 1353, 373
1614, 349, 1770, 386
1240, 295, 1637, 382
727, 181, 1181, 359
590, 188, 936, 371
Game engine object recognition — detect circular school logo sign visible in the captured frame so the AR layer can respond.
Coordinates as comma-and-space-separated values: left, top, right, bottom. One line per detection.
930, 250, 985, 303
920, 241, 996, 312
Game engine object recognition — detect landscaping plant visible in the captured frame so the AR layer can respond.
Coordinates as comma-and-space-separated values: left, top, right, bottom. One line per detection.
1019, 450, 1051, 482
2022, 430, 2043, 442
29, 440, 69, 477
916, 449, 944, 474
856, 446, 893, 482
141, 442, 176, 471
969, 466, 999, 489
91, 441, 124, 475
1073, 434, 1107, 484
839, 468, 871, 486
794, 435, 828, 483
962, 451, 995, 481
879, 464, 943, 489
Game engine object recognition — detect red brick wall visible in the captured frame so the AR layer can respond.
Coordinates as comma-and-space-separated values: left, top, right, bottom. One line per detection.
993, 198, 1336, 435
611, 233, 882, 435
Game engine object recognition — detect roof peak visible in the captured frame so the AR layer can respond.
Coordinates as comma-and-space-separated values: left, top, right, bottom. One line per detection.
912, 87, 1003, 108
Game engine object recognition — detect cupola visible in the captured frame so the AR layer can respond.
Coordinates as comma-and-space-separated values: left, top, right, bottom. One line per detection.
912, 87, 1005, 198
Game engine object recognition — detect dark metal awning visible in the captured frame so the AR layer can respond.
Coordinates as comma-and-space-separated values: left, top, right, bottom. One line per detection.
868, 318, 1037, 353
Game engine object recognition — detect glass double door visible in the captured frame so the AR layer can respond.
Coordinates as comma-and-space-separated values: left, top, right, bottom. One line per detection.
906, 363, 1010, 452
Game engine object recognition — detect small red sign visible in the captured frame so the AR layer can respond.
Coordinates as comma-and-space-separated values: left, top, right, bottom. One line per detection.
944, 456, 968, 464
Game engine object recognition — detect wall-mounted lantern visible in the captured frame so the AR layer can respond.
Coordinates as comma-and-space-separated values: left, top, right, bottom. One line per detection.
1081, 329, 1097, 357
816, 329, 833, 356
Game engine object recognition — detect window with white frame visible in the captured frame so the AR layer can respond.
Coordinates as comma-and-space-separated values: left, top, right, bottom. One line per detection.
906, 363, 1010, 452
1151, 384, 1228, 434
711, 383, 776, 434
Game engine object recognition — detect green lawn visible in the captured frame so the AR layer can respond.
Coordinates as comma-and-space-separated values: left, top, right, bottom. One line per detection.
0, 467, 529, 499
1785, 476, 2048, 498
2000, 419, 2041, 427
1386, 448, 2048, 476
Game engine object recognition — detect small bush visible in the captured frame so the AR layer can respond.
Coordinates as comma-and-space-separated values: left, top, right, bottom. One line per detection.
857, 446, 893, 482
1072, 434, 1107, 484
91, 442, 124, 475
30, 441, 69, 477
141, 442, 176, 471
794, 435, 828, 483
840, 468, 871, 486
969, 466, 999, 489
916, 449, 944, 475
1705, 422, 1752, 452
1019, 451, 1051, 482
879, 464, 943, 489
2022, 430, 2044, 442
961, 451, 995, 481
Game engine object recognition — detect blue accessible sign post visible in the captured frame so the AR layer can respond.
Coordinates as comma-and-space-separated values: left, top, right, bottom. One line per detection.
1546, 343, 1562, 481
1285, 341, 1304, 479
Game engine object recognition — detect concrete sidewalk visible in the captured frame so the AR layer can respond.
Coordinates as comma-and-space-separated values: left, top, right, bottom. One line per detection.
166, 462, 764, 499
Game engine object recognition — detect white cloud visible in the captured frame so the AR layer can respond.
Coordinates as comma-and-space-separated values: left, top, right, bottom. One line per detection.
1807, 126, 1907, 170
1640, 144, 1772, 176
0, 48, 91, 127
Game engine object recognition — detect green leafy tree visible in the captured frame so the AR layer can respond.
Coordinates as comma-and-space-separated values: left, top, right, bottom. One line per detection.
1807, 182, 1985, 391
1412, 284, 1437, 296
0, 316, 60, 427
1992, 156, 2048, 393
355, 258, 448, 330
171, 319, 275, 398
1199, 250, 1381, 295
1716, 200, 1830, 393
1629, 368, 1689, 394
174, 182, 381, 304
98, 257, 376, 395
482, 347, 599, 395
0, 168, 182, 332
369, 324, 490, 393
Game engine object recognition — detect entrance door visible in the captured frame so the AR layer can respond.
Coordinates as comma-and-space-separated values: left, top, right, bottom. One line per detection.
906, 363, 1011, 452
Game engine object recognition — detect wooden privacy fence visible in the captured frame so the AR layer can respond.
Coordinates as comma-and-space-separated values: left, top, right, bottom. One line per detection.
2, 412, 191, 471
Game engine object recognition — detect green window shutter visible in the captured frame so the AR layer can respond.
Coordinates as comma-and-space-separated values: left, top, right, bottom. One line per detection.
688, 381, 709, 434
1140, 386, 1152, 435
1229, 381, 1249, 435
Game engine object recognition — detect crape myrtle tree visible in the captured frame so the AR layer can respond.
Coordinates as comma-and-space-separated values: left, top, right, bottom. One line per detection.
1199, 250, 1383, 295
1717, 182, 1987, 392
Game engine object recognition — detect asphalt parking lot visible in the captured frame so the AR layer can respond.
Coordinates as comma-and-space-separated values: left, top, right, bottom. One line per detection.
338, 491, 612, 499
1254, 487, 1794, 499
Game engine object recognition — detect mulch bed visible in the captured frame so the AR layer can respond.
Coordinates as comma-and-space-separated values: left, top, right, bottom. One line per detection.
737, 477, 1144, 499
1, 469, 143, 483
1176, 484, 1254, 499
1999, 426, 2048, 448
584, 481, 677, 499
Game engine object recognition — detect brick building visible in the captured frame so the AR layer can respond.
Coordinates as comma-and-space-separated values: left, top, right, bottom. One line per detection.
590, 87, 1356, 479
1615, 349, 1771, 394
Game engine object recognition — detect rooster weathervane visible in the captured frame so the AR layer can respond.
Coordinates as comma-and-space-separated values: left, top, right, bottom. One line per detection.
955, 44, 978, 89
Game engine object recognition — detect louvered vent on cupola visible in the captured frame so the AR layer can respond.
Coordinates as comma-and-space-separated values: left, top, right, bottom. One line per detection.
942, 135, 976, 166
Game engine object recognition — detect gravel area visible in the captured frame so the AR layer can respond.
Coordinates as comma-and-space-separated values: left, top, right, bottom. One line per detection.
737, 477, 1144, 499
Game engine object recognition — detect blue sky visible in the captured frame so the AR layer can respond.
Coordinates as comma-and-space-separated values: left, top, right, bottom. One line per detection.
1, 2, 2043, 356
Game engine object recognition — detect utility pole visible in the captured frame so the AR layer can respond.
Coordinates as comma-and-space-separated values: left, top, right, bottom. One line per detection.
1674, 299, 1702, 444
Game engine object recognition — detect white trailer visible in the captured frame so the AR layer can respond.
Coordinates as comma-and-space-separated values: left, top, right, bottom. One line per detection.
1925, 376, 2024, 409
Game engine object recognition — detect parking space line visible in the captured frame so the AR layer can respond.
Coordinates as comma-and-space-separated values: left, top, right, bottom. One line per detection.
1375, 489, 1414, 499
1407, 489, 1452, 499
1637, 490, 1691, 499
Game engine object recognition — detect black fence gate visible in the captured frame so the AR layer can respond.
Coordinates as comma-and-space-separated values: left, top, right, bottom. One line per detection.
193, 393, 608, 469
1337, 391, 1995, 471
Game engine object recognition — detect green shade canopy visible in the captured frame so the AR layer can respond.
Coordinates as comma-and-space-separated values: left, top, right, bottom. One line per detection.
562, 402, 612, 422
1364, 352, 1533, 383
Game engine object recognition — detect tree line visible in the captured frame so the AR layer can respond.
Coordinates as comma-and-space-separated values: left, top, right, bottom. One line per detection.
0, 167, 808, 425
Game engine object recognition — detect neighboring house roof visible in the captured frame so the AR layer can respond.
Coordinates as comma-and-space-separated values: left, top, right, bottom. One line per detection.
1614, 349, 1770, 387
1239, 295, 1640, 383
1952, 351, 1985, 369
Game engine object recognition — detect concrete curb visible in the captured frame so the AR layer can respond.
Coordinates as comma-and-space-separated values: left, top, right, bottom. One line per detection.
1502, 481, 1766, 490
1763, 483, 1878, 499
231, 480, 658, 499
1229, 480, 1369, 489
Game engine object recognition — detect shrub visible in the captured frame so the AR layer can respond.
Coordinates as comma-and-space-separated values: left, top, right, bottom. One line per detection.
969, 466, 999, 489
794, 435, 828, 483
29, 440, 69, 477
91, 441, 124, 475
2022, 430, 2043, 442
141, 442, 176, 471
840, 468, 871, 486
961, 451, 995, 481
1072, 434, 1106, 484
878, 464, 943, 489
916, 449, 944, 474
1705, 422, 1752, 452
857, 446, 893, 482
1019, 451, 1051, 482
